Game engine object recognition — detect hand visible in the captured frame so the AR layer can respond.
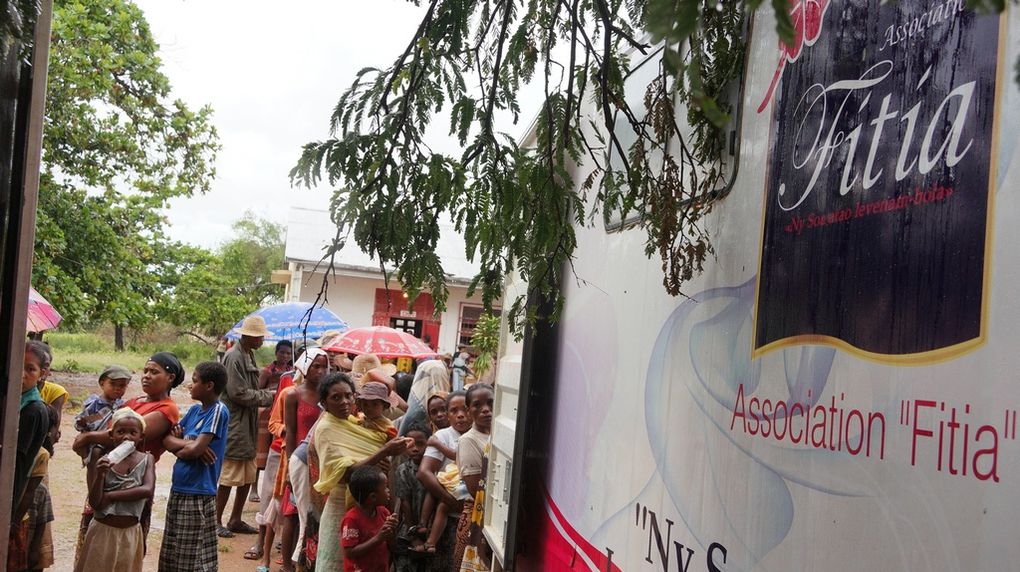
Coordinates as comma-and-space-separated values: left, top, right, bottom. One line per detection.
170, 424, 183, 438
383, 437, 412, 456
96, 457, 112, 473
201, 448, 217, 465
380, 514, 398, 539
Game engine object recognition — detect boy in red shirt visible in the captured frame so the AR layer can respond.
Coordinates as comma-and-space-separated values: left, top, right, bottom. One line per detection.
341, 466, 397, 571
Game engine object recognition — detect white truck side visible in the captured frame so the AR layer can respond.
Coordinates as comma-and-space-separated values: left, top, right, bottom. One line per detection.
484, 1, 1020, 570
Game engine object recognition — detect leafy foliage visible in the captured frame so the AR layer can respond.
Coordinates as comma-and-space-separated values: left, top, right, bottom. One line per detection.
292, 0, 789, 334
157, 212, 286, 335
469, 312, 500, 378
32, 0, 219, 331
296, 0, 1020, 336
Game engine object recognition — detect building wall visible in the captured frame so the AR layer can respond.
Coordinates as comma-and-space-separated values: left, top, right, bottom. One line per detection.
292, 268, 492, 355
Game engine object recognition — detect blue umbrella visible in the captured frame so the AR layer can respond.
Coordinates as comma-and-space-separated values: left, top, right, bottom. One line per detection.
226, 302, 349, 343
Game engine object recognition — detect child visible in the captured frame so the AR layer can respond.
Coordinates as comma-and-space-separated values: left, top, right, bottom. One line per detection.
74, 365, 132, 433
392, 422, 430, 566
75, 408, 155, 572
341, 466, 398, 572
357, 381, 398, 439
415, 390, 470, 553
426, 394, 449, 433
159, 362, 230, 572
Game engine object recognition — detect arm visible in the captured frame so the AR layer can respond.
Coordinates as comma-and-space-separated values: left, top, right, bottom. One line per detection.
73, 409, 172, 458
463, 474, 483, 498
258, 367, 272, 390
348, 438, 409, 476
13, 476, 41, 523
426, 435, 456, 460
87, 454, 109, 510
103, 454, 156, 503
283, 391, 300, 456
73, 429, 113, 458
225, 355, 275, 408
50, 395, 66, 444
458, 437, 486, 497
164, 432, 215, 460
417, 456, 461, 511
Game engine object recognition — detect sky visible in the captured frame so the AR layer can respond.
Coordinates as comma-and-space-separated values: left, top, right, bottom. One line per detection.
134, 0, 430, 249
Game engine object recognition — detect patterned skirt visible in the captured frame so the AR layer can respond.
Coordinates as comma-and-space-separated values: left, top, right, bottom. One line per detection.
158, 491, 219, 572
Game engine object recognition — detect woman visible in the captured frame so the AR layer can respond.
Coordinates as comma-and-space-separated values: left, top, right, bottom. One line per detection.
72, 352, 185, 565
252, 340, 293, 504
399, 359, 451, 436
306, 373, 409, 571
257, 347, 327, 572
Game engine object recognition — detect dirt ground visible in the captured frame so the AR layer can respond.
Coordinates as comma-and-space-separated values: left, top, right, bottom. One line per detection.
47, 371, 282, 572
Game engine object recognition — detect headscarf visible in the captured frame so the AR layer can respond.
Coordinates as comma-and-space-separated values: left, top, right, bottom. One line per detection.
111, 406, 147, 432
399, 360, 451, 436
148, 352, 185, 388
294, 347, 329, 382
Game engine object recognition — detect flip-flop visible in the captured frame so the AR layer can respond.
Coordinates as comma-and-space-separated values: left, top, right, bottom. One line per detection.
249, 493, 261, 503
228, 521, 259, 535
256, 566, 270, 572
243, 546, 263, 560
216, 525, 235, 538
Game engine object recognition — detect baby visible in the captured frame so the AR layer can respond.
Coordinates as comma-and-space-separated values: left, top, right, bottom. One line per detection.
357, 382, 398, 439
74, 365, 132, 433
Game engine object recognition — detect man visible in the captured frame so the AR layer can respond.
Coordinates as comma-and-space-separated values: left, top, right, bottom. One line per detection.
216, 315, 276, 537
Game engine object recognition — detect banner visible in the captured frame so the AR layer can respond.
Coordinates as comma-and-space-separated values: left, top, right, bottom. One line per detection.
754, 0, 1003, 362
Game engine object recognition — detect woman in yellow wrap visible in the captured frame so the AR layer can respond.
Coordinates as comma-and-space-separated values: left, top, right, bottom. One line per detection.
307, 372, 409, 572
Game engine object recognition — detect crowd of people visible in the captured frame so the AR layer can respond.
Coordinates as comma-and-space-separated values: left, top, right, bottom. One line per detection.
7, 315, 496, 572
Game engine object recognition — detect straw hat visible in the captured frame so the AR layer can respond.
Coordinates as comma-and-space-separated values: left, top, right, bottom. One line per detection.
236, 315, 274, 338
352, 353, 397, 377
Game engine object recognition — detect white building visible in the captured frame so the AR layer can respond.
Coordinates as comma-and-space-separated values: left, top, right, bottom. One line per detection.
278, 206, 498, 355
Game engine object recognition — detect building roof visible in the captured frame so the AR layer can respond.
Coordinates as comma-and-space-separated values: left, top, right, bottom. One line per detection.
284, 206, 481, 283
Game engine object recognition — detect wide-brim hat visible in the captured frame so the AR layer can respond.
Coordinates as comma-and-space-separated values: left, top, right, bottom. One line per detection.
236, 315, 274, 338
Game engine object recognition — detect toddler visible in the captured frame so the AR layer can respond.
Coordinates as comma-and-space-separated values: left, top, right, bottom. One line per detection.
341, 466, 397, 572
74, 365, 131, 433
357, 381, 398, 439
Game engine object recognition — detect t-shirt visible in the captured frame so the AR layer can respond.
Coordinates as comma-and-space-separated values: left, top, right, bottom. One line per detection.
341, 505, 391, 572
457, 427, 488, 478
171, 402, 230, 496
38, 381, 68, 405
75, 394, 124, 433
123, 396, 180, 462
423, 426, 462, 469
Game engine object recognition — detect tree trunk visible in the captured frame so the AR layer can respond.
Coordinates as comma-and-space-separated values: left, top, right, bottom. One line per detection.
114, 324, 124, 352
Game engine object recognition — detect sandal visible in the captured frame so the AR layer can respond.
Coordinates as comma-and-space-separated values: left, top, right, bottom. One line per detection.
217, 525, 235, 538
228, 521, 259, 535
256, 567, 270, 572
244, 546, 263, 560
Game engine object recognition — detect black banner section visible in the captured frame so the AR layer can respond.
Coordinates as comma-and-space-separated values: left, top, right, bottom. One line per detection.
754, 0, 1001, 360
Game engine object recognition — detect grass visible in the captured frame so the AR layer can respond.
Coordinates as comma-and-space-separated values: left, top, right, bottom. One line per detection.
44, 329, 279, 374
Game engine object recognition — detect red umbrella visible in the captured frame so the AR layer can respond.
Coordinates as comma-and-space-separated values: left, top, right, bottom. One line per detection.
27, 287, 62, 333
321, 326, 437, 359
